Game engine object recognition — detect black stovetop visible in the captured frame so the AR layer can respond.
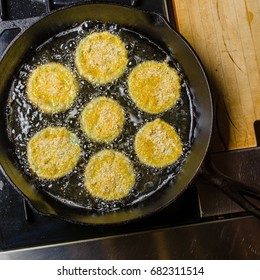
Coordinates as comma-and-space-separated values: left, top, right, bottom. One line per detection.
0, 0, 256, 252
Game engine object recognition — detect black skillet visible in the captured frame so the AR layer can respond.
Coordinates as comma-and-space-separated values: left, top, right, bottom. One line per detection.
0, 3, 259, 225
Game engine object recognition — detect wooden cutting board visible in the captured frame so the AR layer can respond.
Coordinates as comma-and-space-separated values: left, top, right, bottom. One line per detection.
172, 0, 260, 151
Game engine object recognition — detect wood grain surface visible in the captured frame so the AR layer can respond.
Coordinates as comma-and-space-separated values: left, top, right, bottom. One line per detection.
172, 0, 260, 151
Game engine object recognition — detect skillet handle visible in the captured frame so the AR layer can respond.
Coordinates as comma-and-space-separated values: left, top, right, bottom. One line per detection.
201, 162, 260, 218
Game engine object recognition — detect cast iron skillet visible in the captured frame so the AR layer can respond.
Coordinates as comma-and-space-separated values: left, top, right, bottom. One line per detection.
0, 3, 259, 224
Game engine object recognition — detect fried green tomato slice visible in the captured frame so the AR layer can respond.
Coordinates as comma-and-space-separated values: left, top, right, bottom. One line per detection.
80, 96, 125, 143
75, 31, 128, 84
26, 62, 78, 114
84, 150, 135, 201
134, 119, 182, 168
128, 61, 181, 114
27, 127, 81, 179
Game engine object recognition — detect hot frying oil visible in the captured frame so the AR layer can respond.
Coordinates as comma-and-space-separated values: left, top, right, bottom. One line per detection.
5, 21, 194, 212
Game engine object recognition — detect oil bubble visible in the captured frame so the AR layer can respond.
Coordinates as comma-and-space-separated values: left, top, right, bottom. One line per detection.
65, 40, 75, 51
81, 22, 89, 31
144, 181, 154, 189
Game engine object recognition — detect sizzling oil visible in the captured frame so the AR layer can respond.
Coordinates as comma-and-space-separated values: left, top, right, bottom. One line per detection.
5, 21, 194, 212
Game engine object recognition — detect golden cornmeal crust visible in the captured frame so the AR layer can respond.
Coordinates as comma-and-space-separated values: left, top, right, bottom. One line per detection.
128, 61, 181, 114
75, 31, 128, 84
84, 149, 136, 201
80, 96, 125, 143
26, 62, 78, 114
134, 119, 182, 168
27, 127, 81, 180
